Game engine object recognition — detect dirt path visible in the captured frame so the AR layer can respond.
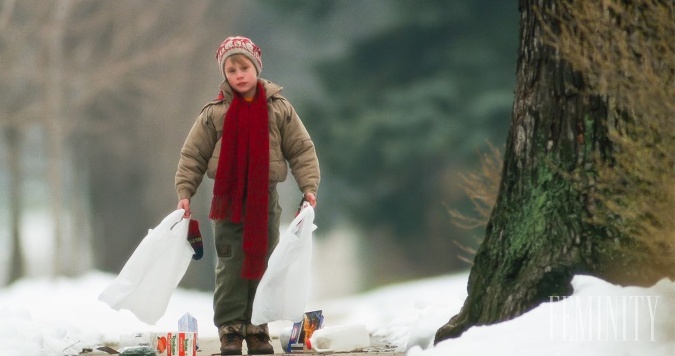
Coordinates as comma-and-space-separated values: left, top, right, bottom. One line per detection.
84, 336, 404, 355
197, 336, 404, 355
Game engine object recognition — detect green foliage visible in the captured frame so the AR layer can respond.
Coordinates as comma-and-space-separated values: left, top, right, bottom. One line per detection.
306, 0, 518, 241
265, 0, 336, 18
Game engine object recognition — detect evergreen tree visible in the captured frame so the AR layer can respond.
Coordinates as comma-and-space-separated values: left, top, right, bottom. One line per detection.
304, 0, 519, 280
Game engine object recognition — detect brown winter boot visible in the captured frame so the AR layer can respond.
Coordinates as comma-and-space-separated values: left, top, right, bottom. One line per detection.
245, 324, 274, 355
219, 323, 245, 355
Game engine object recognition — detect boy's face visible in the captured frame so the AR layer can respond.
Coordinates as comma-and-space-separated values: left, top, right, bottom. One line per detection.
224, 55, 258, 98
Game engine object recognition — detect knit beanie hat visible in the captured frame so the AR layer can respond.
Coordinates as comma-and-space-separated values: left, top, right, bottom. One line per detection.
216, 36, 263, 78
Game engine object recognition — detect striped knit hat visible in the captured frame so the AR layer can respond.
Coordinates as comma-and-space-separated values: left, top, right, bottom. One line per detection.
216, 36, 263, 78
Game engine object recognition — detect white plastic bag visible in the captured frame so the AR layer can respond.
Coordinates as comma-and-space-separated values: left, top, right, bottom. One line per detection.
98, 209, 193, 324
251, 205, 316, 325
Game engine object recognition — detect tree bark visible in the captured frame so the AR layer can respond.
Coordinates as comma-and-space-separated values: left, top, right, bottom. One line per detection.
46, 0, 71, 277
435, 0, 670, 343
5, 126, 24, 284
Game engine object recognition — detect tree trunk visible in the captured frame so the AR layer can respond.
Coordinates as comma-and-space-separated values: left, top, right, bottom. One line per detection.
435, 0, 669, 342
5, 126, 24, 284
46, 0, 71, 277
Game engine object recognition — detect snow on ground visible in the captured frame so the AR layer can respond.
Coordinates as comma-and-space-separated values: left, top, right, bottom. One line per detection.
0, 270, 673, 356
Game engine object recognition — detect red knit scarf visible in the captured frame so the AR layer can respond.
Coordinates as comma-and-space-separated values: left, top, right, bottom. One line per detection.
209, 81, 269, 280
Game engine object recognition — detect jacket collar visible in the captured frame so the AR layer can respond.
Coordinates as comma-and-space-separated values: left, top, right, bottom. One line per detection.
218, 78, 283, 102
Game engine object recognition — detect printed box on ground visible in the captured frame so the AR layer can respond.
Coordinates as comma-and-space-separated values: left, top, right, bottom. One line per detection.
286, 310, 324, 353
120, 331, 197, 356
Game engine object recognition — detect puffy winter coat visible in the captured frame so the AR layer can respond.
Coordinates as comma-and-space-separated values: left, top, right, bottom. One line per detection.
175, 79, 320, 202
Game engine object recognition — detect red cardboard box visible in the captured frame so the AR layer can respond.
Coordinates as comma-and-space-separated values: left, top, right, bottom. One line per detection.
121, 332, 197, 356
178, 313, 198, 349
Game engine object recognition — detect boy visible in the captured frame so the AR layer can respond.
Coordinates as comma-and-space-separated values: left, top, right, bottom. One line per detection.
175, 36, 320, 355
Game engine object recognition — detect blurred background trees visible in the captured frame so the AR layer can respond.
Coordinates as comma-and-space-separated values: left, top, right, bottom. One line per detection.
302, 0, 517, 284
0, 0, 518, 292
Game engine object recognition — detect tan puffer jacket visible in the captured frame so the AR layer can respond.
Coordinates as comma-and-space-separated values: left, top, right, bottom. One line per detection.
175, 79, 320, 202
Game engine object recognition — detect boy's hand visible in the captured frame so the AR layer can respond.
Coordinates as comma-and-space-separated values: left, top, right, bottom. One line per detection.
304, 192, 317, 208
177, 198, 191, 218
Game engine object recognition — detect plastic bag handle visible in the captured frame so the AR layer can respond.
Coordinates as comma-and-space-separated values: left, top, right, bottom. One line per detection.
170, 217, 185, 231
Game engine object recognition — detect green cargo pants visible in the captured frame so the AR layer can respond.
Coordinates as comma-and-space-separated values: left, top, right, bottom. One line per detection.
212, 188, 281, 329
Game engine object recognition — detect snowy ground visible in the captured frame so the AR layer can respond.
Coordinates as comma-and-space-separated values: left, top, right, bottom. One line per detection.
0, 270, 673, 356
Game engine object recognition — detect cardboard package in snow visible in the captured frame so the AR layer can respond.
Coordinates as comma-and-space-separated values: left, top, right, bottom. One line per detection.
178, 313, 198, 349
286, 310, 324, 352
120, 332, 197, 356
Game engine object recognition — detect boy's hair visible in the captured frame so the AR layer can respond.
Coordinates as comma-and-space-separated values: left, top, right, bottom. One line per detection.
224, 54, 255, 71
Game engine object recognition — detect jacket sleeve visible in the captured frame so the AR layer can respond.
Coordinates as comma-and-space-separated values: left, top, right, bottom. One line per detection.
279, 99, 321, 195
175, 105, 218, 201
